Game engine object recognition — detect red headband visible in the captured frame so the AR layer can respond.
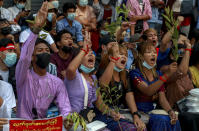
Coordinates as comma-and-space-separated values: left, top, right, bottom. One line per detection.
0, 43, 15, 52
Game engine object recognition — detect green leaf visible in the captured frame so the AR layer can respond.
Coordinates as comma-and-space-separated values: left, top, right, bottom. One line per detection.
162, 14, 171, 23
74, 118, 80, 131
165, 21, 172, 30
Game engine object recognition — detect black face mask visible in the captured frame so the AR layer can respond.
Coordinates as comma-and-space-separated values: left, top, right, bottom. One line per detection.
1, 27, 12, 35
36, 53, 50, 69
62, 46, 73, 53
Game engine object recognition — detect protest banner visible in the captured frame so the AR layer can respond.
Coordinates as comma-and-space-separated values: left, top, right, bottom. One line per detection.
9, 116, 62, 131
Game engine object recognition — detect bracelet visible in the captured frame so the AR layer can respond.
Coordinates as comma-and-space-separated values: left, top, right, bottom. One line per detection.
163, 74, 168, 80
132, 111, 141, 118
30, 27, 41, 34
111, 56, 120, 61
185, 48, 192, 56
159, 76, 167, 83
81, 48, 88, 55
168, 109, 173, 114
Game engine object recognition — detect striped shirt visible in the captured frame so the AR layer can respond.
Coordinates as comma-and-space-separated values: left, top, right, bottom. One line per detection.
126, 0, 152, 31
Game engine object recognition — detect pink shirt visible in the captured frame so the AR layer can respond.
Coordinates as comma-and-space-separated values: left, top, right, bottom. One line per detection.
126, 0, 152, 31
16, 32, 71, 119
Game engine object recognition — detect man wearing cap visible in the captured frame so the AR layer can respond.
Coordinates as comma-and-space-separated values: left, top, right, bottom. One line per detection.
15, 3, 72, 130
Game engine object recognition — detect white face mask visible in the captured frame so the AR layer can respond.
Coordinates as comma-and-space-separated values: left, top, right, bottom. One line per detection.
101, 0, 110, 5
142, 61, 156, 70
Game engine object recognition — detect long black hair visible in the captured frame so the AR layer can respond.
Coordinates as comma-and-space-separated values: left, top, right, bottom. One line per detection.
190, 42, 199, 66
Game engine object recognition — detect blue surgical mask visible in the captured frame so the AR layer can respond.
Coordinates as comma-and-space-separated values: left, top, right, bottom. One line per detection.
100, 30, 109, 35
79, 0, 88, 7
114, 66, 123, 72
67, 13, 76, 21
142, 61, 155, 70
16, 3, 25, 9
47, 13, 53, 22
79, 64, 95, 74
51, 1, 59, 9
3, 53, 17, 67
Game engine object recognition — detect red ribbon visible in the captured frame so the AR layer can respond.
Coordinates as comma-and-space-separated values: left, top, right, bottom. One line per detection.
0, 43, 15, 52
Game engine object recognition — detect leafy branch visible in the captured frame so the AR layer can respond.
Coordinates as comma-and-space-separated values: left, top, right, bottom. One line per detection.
97, 84, 123, 131
105, 4, 129, 38
162, 7, 180, 61
66, 112, 87, 131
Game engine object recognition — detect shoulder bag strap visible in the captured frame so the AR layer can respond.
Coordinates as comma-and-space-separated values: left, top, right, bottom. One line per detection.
80, 73, 89, 109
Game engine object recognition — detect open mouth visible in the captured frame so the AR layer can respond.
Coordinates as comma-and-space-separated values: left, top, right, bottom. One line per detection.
121, 60, 126, 65
68, 43, 73, 47
150, 58, 156, 62
88, 59, 94, 63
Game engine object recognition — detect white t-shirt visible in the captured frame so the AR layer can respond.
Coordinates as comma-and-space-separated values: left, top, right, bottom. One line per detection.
8, 6, 21, 21
19, 28, 55, 45
0, 69, 9, 82
0, 7, 12, 21
0, 80, 16, 118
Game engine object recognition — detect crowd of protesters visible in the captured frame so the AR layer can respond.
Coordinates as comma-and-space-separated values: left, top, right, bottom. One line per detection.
0, 0, 199, 130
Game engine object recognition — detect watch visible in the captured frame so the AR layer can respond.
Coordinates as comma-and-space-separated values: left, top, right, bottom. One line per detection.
132, 111, 141, 118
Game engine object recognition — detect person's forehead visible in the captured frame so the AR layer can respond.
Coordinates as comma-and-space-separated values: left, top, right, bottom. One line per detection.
62, 33, 72, 38
107, 42, 117, 46
35, 43, 49, 49
120, 48, 127, 54
67, 8, 75, 12
147, 32, 156, 35
145, 47, 156, 51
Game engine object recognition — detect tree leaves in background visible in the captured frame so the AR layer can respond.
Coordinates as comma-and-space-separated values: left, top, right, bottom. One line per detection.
105, 4, 129, 39
162, 7, 179, 61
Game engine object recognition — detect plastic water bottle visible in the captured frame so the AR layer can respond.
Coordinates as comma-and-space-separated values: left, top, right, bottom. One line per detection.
124, 28, 131, 42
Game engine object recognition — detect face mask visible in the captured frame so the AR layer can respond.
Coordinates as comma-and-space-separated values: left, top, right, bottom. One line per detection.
79, 0, 88, 7
114, 66, 123, 72
16, 3, 25, 9
1, 27, 12, 35
100, 30, 109, 35
51, 1, 59, 9
3, 53, 17, 67
62, 46, 73, 53
101, 0, 110, 5
67, 13, 76, 21
142, 61, 155, 70
36, 53, 50, 69
79, 64, 95, 74
47, 13, 53, 22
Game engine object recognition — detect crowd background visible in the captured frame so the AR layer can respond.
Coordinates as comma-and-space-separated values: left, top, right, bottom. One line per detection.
0, 0, 199, 131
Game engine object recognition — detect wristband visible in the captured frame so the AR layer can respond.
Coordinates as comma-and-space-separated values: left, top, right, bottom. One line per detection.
132, 111, 141, 118
163, 74, 168, 80
81, 45, 89, 56
185, 48, 192, 56
30, 27, 41, 34
160, 76, 167, 83
81, 48, 88, 55
111, 56, 120, 61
